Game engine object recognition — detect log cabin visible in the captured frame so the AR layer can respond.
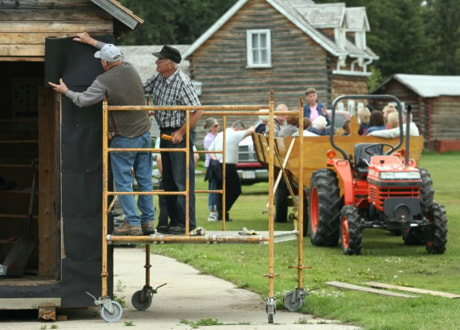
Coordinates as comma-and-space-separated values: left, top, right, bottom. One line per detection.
183, 0, 379, 113
0, 0, 142, 318
372, 73, 460, 152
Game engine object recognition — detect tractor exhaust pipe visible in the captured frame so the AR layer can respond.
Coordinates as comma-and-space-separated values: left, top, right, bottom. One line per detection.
405, 105, 411, 166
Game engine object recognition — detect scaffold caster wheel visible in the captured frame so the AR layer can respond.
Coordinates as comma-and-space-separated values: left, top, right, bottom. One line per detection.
131, 283, 167, 311
132, 289, 153, 311
265, 297, 276, 324
100, 300, 123, 323
283, 288, 307, 312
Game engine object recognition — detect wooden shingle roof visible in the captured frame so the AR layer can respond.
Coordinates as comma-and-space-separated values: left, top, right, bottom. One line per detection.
345, 7, 370, 31
296, 3, 345, 29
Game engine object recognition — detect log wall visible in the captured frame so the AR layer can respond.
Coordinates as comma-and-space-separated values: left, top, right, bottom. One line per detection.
0, 0, 112, 60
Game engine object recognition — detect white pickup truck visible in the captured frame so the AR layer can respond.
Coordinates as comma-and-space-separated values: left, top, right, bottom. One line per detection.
236, 135, 268, 185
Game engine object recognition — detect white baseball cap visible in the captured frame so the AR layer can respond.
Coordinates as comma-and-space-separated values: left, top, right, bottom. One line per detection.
94, 44, 122, 62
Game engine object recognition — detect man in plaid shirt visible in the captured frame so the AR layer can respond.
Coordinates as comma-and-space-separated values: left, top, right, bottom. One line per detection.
144, 45, 202, 235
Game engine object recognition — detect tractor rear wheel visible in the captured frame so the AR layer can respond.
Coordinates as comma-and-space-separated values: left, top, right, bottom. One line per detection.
425, 203, 448, 254
419, 168, 434, 215
308, 169, 341, 246
341, 206, 362, 255
404, 168, 435, 246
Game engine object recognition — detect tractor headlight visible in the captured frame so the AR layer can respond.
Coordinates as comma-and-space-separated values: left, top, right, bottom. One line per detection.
379, 171, 422, 180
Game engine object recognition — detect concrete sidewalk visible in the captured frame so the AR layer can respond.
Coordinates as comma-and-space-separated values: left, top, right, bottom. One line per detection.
1, 247, 360, 329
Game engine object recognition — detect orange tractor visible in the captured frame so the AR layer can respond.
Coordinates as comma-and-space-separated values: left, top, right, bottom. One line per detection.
308, 95, 448, 255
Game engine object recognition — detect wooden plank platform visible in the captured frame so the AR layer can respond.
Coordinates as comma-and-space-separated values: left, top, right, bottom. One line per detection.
364, 281, 460, 299
326, 281, 418, 298
107, 230, 299, 245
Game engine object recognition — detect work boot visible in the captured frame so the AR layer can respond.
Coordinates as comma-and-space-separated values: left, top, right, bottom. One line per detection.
156, 225, 169, 234
168, 225, 186, 235
141, 222, 155, 235
113, 221, 142, 236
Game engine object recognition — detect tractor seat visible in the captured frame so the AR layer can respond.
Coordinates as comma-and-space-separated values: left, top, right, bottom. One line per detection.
354, 143, 383, 175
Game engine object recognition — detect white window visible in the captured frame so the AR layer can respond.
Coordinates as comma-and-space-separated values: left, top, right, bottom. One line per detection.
246, 29, 271, 68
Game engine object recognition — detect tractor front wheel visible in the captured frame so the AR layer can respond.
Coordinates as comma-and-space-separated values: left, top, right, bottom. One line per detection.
341, 206, 362, 255
308, 169, 341, 246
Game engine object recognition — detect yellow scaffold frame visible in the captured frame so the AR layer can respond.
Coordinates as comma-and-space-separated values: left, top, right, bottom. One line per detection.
94, 91, 307, 324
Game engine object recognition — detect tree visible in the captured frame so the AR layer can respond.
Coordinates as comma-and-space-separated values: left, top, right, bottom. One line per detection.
366, 0, 429, 77
118, 0, 236, 45
119, 0, 460, 79
424, 0, 460, 75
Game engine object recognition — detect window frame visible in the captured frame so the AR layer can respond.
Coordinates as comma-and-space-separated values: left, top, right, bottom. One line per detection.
246, 29, 272, 68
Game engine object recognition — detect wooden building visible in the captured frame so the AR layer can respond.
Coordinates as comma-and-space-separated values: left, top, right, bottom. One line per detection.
372, 74, 460, 152
183, 0, 378, 111
0, 0, 142, 316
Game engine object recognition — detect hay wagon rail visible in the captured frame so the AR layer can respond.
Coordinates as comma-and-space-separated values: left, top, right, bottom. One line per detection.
254, 134, 425, 189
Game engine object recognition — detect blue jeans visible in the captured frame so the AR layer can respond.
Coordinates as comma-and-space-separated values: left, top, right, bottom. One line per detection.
110, 132, 154, 226
160, 130, 196, 229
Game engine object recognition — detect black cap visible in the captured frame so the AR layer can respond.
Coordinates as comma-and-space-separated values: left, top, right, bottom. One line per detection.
152, 45, 182, 64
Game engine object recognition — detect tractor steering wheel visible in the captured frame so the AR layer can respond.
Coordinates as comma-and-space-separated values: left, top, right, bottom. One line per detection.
364, 143, 395, 156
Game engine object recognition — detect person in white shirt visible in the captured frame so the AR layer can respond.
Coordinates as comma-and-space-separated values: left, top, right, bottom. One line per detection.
368, 110, 419, 138
208, 120, 255, 221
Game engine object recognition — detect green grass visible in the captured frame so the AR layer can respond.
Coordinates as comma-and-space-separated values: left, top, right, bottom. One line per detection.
150, 151, 460, 329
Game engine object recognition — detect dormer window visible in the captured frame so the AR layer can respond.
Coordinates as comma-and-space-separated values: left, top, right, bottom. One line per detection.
246, 29, 272, 68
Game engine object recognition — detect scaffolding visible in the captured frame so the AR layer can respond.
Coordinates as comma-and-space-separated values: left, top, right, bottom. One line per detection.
91, 91, 307, 323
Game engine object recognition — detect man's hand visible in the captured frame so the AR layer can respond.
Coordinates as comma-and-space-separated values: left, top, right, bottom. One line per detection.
73, 32, 97, 47
171, 130, 184, 144
48, 78, 69, 94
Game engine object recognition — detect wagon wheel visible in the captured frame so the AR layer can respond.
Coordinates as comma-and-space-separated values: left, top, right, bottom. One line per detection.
100, 300, 123, 323
402, 227, 424, 245
308, 169, 341, 246
341, 205, 362, 255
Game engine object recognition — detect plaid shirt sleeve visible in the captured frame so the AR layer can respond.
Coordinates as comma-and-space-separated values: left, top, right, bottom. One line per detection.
179, 79, 201, 107
143, 75, 156, 95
